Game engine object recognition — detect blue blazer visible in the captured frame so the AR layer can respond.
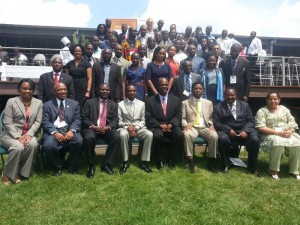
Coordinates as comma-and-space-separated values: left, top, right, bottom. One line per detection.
42, 98, 81, 135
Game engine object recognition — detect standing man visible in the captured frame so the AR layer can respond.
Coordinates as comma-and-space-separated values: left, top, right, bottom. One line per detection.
145, 17, 155, 39
213, 88, 260, 176
182, 82, 218, 173
247, 31, 262, 74
42, 83, 83, 176
216, 29, 231, 55
137, 25, 148, 45
219, 43, 251, 102
181, 44, 206, 75
85, 42, 100, 68
138, 44, 151, 69
0, 45, 9, 63
146, 78, 183, 170
59, 36, 74, 67
82, 84, 121, 178
146, 37, 156, 60
91, 35, 102, 60
118, 85, 153, 174
111, 44, 130, 79
93, 48, 122, 101
118, 23, 128, 44
121, 27, 141, 61
153, 19, 164, 33
38, 54, 74, 103
205, 25, 215, 40
173, 60, 201, 101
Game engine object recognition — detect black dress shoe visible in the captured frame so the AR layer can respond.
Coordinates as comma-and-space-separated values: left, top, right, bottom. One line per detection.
207, 158, 218, 173
101, 164, 114, 175
222, 165, 230, 173
157, 161, 164, 170
68, 167, 78, 175
188, 161, 195, 174
119, 162, 130, 174
87, 165, 95, 178
248, 168, 261, 177
139, 162, 153, 173
54, 169, 62, 176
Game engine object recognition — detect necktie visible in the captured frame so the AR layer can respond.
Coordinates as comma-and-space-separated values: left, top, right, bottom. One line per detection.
185, 75, 191, 93
231, 60, 236, 73
194, 100, 200, 126
99, 100, 107, 127
162, 97, 166, 117
87, 58, 92, 62
230, 103, 236, 119
54, 73, 59, 85
128, 101, 134, 116
59, 101, 64, 122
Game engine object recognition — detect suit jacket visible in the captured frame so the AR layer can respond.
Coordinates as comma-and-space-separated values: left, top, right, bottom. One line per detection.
180, 56, 206, 74
38, 72, 75, 103
1, 96, 43, 140
145, 94, 181, 129
173, 72, 202, 101
182, 97, 213, 127
118, 98, 146, 129
219, 57, 251, 100
93, 62, 122, 101
111, 56, 130, 78
82, 98, 118, 129
213, 100, 255, 134
42, 98, 81, 135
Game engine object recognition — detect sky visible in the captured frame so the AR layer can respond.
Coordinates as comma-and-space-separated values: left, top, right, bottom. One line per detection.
1, 0, 300, 38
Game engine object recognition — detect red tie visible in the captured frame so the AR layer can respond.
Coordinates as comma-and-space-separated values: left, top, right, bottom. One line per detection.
99, 100, 107, 127
54, 73, 59, 84
162, 97, 166, 117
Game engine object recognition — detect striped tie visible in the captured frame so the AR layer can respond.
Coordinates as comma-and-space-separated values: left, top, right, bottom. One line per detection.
185, 75, 191, 93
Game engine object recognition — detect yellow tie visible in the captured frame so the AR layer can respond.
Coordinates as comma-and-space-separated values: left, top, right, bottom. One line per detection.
194, 100, 200, 126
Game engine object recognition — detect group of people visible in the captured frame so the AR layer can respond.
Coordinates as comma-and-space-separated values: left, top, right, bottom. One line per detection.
1, 19, 299, 186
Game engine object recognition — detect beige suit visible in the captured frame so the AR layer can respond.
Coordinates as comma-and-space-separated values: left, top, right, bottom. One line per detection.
118, 98, 153, 162
182, 97, 218, 158
1, 96, 43, 181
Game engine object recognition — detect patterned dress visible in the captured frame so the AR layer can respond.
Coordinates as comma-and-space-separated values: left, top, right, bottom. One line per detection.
125, 65, 146, 101
255, 105, 300, 151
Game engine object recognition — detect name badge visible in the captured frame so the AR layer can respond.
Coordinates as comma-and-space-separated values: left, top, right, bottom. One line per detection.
230, 75, 237, 84
183, 90, 190, 97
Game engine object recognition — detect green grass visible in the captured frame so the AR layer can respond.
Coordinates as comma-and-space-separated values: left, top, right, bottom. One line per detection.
1, 151, 300, 225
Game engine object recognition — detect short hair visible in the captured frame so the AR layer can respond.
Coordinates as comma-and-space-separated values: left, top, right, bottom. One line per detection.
69, 43, 86, 56
192, 81, 204, 90
17, 78, 35, 92
266, 92, 280, 99
50, 54, 62, 64
85, 42, 93, 48
225, 87, 237, 94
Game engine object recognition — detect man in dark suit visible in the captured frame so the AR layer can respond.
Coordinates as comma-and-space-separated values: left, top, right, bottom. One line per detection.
85, 42, 100, 68
219, 43, 251, 101
93, 48, 122, 102
173, 60, 202, 101
42, 83, 83, 176
82, 84, 121, 178
38, 54, 75, 103
213, 88, 260, 176
146, 78, 184, 170
180, 44, 205, 75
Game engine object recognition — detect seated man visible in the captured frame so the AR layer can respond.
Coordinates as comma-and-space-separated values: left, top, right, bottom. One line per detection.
82, 84, 120, 178
213, 87, 260, 176
118, 85, 153, 174
182, 82, 218, 173
145, 78, 184, 170
42, 83, 83, 176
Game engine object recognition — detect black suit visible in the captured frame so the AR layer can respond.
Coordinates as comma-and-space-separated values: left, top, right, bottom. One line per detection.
145, 94, 183, 163
82, 98, 120, 166
38, 72, 75, 103
173, 72, 202, 101
219, 57, 251, 100
93, 62, 122, 102
42, 98, 83, 171
213, 100, 259, 171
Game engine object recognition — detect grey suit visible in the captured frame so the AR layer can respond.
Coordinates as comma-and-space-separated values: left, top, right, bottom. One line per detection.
118, 98, 153, 162
182, 97, 218, 158
1, 96, 43, 182
173, 72, 202, 101
38, 72, 75, 103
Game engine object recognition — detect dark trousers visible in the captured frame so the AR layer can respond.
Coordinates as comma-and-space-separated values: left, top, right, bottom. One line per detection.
151, 126, 183, 164
82, 129, 120, 166
218, 131, 259, 171
42, 133, 83, 170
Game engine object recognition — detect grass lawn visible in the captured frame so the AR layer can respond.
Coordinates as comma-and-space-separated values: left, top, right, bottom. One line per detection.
0, 149, 300, 225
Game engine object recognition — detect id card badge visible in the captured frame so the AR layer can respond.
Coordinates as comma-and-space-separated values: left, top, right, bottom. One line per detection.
183, 90, 190, 97
230, 75, 237, 84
